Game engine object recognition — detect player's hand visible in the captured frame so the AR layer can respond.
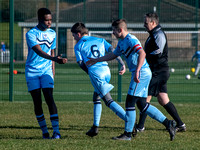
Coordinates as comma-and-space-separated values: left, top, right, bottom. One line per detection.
119, 65, 126, 75
134, 70, 140, 83
54, 56, 68, 64
86, 57, 98, 67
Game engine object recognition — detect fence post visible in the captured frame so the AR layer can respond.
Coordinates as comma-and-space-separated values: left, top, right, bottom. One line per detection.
195, 0, 199, 51
117, 0, 123, 102
9, 0, 14, 102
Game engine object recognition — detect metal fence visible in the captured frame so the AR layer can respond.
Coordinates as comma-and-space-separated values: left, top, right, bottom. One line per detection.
0, 0, 200, 102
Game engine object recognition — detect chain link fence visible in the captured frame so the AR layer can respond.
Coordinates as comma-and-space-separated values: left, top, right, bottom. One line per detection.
0, 0, 200, 102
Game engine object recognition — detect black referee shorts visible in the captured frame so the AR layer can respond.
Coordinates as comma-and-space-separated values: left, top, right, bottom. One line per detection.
148, 70, 170, 97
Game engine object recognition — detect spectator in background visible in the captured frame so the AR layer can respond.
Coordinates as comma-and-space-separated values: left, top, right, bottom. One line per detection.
191, 50, 200, 78
1, 41, 6, 51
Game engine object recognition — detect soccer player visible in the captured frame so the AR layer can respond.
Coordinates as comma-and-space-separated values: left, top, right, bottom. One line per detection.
192, 50, 200, 78
136, 12, 186, 132
87, 19, 176, 141
25, 8, 67, 139
71, 22, 127, 137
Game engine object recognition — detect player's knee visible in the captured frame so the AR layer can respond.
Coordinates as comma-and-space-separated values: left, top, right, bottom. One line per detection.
136, 97, 149, 113
102, 93, 113, 107
93, 92, 101, 104
125, 94, 136, 108
102, 97, 113, 107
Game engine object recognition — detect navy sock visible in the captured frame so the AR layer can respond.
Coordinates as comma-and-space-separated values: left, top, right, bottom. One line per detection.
36, 114, 48, 134
137, 112, 148, 129
50, 114, 60, 135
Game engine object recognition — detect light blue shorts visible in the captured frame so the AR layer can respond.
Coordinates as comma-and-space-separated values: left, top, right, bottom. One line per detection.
88, 65, 114, 98
25, 69, 54, 92
128, 67, 152, 98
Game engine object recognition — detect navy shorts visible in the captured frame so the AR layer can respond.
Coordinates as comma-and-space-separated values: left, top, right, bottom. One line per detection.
148, 70, 170, 97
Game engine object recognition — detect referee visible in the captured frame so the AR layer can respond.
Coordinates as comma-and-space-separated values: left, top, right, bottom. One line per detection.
137, 12, 186, 132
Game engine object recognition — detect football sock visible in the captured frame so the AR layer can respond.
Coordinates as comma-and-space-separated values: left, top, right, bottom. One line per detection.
36, 114, 48, 134
93, 100, 102, 127
125, 108, 136, 132
163, 102, 184, 126
137, 112, 148, 129
145, 105, 166, 123
109, 101, 126, 121
162, 118, 169, 128
50, 114, 60, 134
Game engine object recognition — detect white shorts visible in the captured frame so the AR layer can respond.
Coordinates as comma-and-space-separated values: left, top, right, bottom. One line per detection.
25, 69, 54, 92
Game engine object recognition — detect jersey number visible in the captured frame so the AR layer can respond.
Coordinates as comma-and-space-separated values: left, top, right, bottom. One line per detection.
91, 45, 100, 58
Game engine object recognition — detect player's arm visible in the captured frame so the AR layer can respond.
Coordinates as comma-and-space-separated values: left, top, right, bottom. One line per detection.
86, 52, 117, 66
108, 46, 126, 75
134, 49, 146, 83
51, 49, 55, 77
32, 45, 67, 64
191, 53, 196, 62
77, 60, 88, 74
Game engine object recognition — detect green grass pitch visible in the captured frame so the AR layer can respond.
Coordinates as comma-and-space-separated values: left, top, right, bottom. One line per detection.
0, 101, 199, 150
0, 62, 200, 149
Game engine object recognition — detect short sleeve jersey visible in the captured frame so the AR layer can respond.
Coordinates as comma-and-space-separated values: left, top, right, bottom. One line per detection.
114, 33, 149, 72
25, 26, 56, 72
74, 36, 111, 68
195, 51, 200, 62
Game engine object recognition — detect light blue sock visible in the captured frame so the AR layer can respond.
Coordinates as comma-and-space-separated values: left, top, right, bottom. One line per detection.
146, 105, 167, 123
125, 108, 136, 132
93, 102, 102, 127
50, 114, 60, 134
109, 101, 126, 121
36, 114, 48, 134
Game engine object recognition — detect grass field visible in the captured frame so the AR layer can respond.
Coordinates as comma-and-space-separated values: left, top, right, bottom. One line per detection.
0, 62, 200, 149
0, 101, 199, 150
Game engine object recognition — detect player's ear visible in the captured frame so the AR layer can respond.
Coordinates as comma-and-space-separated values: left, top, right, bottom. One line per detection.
77, 32, 82, 37
118, 28, 122, 33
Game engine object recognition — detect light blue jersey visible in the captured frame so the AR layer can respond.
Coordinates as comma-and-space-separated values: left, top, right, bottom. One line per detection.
114, 33, 151, 97
74, 36, 111, 67
192, 51, 200, 63
25, 26, 56, 73
114, 33, 149, 72
74, 36, 113, 97
25, 26, 56, 91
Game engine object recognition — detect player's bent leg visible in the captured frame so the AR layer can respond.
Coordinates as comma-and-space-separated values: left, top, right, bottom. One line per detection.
139, 99, 176, 141
102, 93, 126, 121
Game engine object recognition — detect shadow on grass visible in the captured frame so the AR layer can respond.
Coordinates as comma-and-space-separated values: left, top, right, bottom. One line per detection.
1, 125, 197, 139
